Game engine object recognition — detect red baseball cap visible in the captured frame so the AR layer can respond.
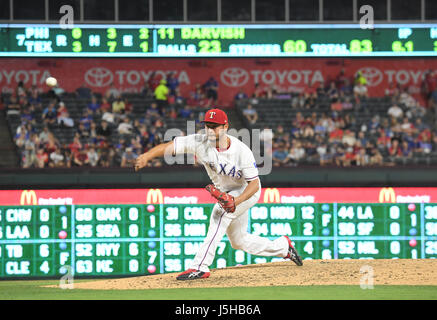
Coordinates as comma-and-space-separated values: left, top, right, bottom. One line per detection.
203, 108, 228, 125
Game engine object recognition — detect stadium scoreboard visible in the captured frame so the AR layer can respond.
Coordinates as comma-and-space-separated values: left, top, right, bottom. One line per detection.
1, 203, 436, 279
1, 24, 437, 57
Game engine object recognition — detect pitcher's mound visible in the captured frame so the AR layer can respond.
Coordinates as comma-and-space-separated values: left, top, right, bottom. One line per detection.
67, 259, 437, 290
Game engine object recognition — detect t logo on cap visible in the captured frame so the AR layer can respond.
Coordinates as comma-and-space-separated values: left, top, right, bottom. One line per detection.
203, 108, 228, 125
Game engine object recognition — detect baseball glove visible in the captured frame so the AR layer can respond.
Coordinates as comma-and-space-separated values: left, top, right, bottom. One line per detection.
205, 184, 236, 213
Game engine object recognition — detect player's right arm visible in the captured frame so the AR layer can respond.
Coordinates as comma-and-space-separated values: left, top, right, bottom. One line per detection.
134, 140, 174, 171
134, 134, 200, 171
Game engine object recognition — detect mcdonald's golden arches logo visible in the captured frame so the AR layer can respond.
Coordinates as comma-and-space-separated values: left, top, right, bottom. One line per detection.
20, 190, 37, 205
379, 187, 396, 203
263, 188, 280, 203
146, 189, 164, 204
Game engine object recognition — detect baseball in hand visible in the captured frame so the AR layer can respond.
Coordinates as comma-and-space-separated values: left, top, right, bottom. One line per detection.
46, 77, 57, 87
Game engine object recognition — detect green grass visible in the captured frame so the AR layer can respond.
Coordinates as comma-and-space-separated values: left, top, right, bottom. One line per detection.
0, 280, 436, 300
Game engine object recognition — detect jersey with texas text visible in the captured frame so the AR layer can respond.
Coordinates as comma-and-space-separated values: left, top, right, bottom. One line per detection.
173, 134, 259, 192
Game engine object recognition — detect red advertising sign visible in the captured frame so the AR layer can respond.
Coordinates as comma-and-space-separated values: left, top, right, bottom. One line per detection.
1, 187, 436, 205
0, 58, 434, 105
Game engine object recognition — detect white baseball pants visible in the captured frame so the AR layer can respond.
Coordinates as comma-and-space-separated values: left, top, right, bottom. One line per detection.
190, 188, 289, 273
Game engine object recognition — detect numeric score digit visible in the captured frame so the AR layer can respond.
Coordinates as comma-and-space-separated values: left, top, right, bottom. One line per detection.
350, 39, 373, 53
283, 40, 307, 53
158, 28, 174, 39
139, 28, 149, 39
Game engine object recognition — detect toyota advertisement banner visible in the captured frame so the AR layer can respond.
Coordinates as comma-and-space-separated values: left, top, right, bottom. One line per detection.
0, 58, 435, 104
1, 187, 437, 206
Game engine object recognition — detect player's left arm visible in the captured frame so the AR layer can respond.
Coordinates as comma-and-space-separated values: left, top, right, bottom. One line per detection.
234, 178, 260, 206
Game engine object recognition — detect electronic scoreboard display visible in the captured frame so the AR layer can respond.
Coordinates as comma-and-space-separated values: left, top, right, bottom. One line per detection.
1, 24, 437, 57
0, 203, 436, 279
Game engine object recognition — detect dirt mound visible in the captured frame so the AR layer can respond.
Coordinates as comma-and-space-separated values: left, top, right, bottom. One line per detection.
66, 259, 437, 290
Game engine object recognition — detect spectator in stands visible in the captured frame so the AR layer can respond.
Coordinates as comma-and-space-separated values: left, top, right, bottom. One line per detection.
112, 96, 126, 116
35, 148, 48, 168
422, 69, 437, 108
242, 104, 258, 125
166, 72, 179, 97
234, 89, 248, 101
69, 135, 83, 155
148, 72, 160, 91
73, 148, 89, 166
416, 131, 432, 154
39, 126, 51, 145
141, 81, 153, 98
414, 118, 428, 133
353, 81, 368, 100
129, 136, 143, 155
79, 109, 93, 130
342, 130, 356, 148
252, 82, 264, 99
154, 79, 169, 112
335, 68, 350, 91
291, 92, 305, 109
400, 117, 415, 135
87, 95, 101, 114
354, 71, 367, 86
387, 103, 404, 119
28, 89, 42, 110
49, 147, 65, 168
124, 97, 134, 116
102, 108, 115, 124
388, 138, 402, 158
98, 148, 112, 167
76, 122, 90, 139
121, 147, 138, 168
76, 83, 92, 99
117, 117, 134, 135
20, 105, 36, 125
22, 133, 39, 168
316, 81, 326, 97
147, 126, 163, 146
341, 96, 354, 110
327, 81, 339, 102
339, 79, 354, 98
385, 82, 399, 99
284, 140, 306, 166
187, 83, 207, 108
170, 87, 185, 107
333, 145, 346, 166
100, 97, 111, 113
265, 85, 278, 99
42, 101, 57, 127
57, 102, 74, 127
96, 120, 112, 140
401, 140, 413, 159
146, 102, 162, 120
105, 82, 121, 100
203, 76, 219, 106
16, 81, 27, 100
87, 146, 99, 167
179, 105, 193, 119
272, 142, 289, 167
45, 132, 59, 156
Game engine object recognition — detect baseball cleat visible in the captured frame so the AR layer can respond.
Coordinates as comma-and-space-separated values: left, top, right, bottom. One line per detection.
176, 269, 211, 281
284, 236, 303, 266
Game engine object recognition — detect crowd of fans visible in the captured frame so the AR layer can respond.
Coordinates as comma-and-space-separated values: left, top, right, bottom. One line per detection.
239, 69, 437, 167
3, 74, 221, 169
2, 68, 437, 169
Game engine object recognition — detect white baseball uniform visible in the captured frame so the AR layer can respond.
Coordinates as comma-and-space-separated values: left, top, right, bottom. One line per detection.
173, 133, 289, 273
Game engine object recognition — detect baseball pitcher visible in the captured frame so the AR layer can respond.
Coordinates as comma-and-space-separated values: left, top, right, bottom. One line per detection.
135, 108, 303, 280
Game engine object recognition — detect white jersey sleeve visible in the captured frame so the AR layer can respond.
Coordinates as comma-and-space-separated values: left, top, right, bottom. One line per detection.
173, 134, 203, 155
240, 146, 259, 182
